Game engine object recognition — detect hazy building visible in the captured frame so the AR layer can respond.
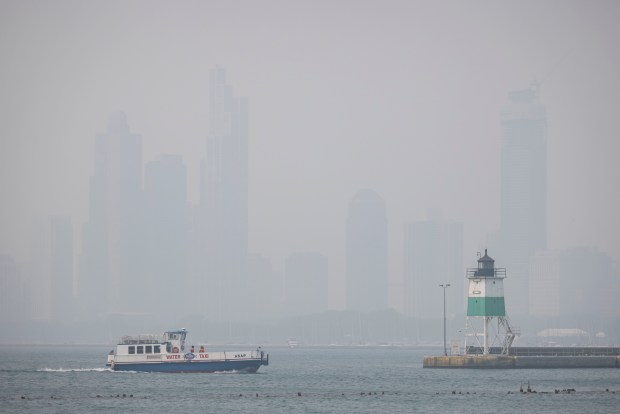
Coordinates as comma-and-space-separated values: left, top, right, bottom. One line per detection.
285, 252, 328, 317
0, 255, 30, 323
559, 247, 618, 317
403, 219, 463, 319
144, 155, 188, 315
49, 217, 74, 321
529, 250, 560, 317
346, 189, 388, 311
199, 66, 249, 321
79, 112, 143, 317
497, 86, 547, 315
247, 254, 283, 319
28, 217, 74, 321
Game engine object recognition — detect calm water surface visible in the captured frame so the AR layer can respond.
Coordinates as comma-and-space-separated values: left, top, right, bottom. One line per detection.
0, 345, 619, 413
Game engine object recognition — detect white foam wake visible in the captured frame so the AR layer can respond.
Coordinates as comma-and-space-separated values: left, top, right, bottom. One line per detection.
37, 367, 112, 372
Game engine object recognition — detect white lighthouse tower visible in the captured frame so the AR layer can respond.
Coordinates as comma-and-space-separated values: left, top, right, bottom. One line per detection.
465, 249, 516, 355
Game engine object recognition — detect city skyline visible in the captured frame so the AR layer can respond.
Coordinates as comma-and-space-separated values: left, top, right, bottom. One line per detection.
1, 1, 619, 329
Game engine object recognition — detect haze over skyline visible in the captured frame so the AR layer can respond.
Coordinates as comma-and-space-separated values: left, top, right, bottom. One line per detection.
1, 0, 619, 313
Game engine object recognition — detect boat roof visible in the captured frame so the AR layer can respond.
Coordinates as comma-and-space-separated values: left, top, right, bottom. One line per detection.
164, 329, 188, 334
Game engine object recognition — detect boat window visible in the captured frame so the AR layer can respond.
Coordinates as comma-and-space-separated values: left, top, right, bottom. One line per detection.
128, 346, 135, 355
137, 346, 144, 354
145, 345, 152, 354
154, 345, 160, 354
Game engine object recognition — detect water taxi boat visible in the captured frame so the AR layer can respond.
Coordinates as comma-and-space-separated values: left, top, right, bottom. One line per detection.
106, 329, 269, 373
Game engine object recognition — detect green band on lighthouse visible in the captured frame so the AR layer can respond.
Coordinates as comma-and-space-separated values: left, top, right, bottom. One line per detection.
467, 297, 506, 316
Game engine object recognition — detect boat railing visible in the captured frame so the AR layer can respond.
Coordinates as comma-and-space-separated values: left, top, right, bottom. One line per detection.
119, 334, 163, 345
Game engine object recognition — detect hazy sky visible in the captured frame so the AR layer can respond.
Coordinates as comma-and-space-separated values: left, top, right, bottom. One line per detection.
1, 0, 619, 309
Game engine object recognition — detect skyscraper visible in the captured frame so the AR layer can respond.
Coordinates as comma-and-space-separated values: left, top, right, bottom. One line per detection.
285, 252, 329, 317
498, 86, 547, 315
559, 247, 618, 317
247, 254, 283, 319
79, 112, 143, 317
199, 66, 248, 321
144, 155, 188, 315
0, 255, 30, 323
346, 189, 388, 311
403, 219, 463, 319
528, 250, 560, 317
29, 216, 74, 321
49, 217, 74, 321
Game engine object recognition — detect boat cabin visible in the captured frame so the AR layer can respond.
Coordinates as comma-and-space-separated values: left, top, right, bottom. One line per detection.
115, 328, 188, 356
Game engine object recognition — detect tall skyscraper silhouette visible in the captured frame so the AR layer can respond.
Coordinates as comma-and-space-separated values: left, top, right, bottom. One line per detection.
403, 219, 463, 319
79, 112, 143, 317
199, 66, 248, 321
558, 247, 618, 317
247, 254, 283, 319
285, 252, 329, 317
528, 250, 560, 317
49, 217, 74, 321
346, 189, 388, 311
498, 86, 547, 315
144, 155, 188, 316
29, 216, 74, 321
0, 255, 30, 322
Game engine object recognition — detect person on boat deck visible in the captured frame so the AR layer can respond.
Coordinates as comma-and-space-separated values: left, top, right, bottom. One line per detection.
199, 345, 205, 353
191, 345, 194, 353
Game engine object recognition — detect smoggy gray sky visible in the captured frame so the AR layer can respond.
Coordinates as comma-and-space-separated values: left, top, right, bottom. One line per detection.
1, 0, 619, 309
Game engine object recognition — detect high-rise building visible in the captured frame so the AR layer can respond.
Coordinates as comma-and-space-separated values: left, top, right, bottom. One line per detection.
199, 66, 248, 321
403, 219, 463, 319
559, 247, 618, 317
29, 216, 74, 321
346, 189, 388, 311
528, 250, 560, 317
247, 254, 283, 319
285, 252, 329, 317
0, 254, 30, 323
498, 86, 547, 315
144, 155, 188, 315
50, 217, 74, 321
79, 112, 143, 317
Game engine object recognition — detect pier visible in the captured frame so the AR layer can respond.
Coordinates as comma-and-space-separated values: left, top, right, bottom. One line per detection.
423, 354, 620, 369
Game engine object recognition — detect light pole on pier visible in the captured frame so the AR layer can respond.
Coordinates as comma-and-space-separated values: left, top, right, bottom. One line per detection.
439, 283, 451, 356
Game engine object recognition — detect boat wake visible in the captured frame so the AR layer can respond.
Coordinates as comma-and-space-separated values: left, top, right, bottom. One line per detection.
37, 367, 113, 373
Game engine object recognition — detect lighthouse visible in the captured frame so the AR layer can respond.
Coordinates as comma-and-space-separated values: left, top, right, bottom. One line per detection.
466, 249, 515, 355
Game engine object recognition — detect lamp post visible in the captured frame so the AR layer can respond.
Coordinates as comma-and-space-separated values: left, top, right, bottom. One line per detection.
439, 283, 451, 356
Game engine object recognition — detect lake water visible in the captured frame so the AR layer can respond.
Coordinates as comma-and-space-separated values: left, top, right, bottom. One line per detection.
0, 345, 618, 413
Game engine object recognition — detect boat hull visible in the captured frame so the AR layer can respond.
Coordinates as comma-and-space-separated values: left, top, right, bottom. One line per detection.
112, 358, 266, 373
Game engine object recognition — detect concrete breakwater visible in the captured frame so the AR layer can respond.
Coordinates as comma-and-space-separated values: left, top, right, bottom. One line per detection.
423, 355, 620, 369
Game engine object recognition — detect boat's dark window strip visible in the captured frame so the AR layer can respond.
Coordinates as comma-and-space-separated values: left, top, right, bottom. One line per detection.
137, 346, 144, 354
128, 346, 135, 354
155, 345, 160, 353
146, 345, 152, 354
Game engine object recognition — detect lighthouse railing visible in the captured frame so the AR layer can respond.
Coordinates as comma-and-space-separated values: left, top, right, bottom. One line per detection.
466, 268, 506, 278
